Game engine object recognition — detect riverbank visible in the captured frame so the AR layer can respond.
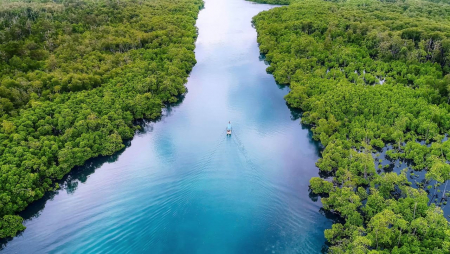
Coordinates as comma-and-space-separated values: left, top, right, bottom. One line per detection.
252, 0, 450, 252
0, 0, 203, 239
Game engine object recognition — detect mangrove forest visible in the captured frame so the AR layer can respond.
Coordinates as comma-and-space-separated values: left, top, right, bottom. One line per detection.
0, 0, 203, 238
253, 0, 450, 252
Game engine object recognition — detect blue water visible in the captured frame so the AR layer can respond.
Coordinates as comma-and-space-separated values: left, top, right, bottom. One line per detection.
1, 0, 332, 253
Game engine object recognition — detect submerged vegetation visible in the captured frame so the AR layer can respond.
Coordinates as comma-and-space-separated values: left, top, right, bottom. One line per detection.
253, 0, 450, 252
0, 0, 203, 238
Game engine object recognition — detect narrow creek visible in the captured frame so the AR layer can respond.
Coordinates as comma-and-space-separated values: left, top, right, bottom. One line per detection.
1, 0, 333, 253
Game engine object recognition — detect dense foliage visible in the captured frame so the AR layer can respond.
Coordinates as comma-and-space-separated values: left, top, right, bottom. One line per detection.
253, 0, 450, 252
0, 0, 203, 238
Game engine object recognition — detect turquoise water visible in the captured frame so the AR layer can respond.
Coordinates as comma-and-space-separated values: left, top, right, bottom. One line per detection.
1, 0, 332, 253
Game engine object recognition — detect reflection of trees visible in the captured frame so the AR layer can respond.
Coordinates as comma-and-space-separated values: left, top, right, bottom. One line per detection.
1, 89, 187, 250
134, 93, 186, 135
318, 208, 345, 254
285, 100, 324, 156
308, 189, 319, 202
288, 104, 302, 121
0, 142, 130, 250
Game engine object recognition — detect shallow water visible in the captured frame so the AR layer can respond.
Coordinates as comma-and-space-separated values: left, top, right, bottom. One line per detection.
1, 0, 332, 253
374, 139, 450, 218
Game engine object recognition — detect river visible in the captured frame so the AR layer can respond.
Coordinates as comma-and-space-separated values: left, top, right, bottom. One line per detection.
0, 0, 332, 253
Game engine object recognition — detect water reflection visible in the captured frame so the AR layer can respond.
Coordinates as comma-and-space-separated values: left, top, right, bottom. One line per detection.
1, 144, 129, 250
0, 97, 188, 250
373, 140, 450, 218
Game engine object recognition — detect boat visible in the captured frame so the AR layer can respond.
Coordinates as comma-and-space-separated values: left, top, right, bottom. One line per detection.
227, 121, 232, 135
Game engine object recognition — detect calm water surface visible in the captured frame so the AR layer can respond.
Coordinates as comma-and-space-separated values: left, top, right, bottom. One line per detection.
1, 0, 332, 253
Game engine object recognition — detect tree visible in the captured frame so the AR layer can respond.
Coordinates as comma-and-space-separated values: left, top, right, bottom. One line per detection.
0, 215, 25, 238
367, 210, 396, 249
309, 177, 334, 194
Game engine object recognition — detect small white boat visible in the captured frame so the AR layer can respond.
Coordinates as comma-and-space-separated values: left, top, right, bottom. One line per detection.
227, 129, 232, 135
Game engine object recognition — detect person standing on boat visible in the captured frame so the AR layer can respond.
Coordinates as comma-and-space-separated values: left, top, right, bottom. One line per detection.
227, 121, 232, 134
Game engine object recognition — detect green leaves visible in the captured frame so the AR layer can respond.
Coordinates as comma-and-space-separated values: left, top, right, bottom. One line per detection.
367, 210, 397, 249
0, 215, 25, 238
309, 177, 334, 194
0, 0, 203, 239
322, 187, 363, 226
253, 0, 450, 252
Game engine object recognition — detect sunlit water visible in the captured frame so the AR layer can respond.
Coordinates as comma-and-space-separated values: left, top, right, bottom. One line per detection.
1, 0, 333, 253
